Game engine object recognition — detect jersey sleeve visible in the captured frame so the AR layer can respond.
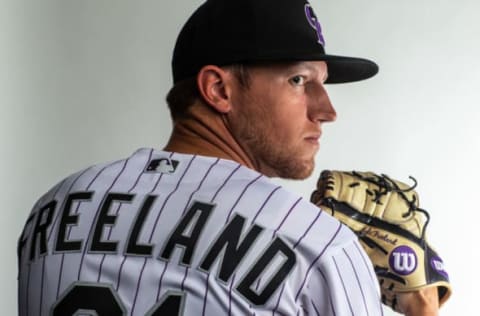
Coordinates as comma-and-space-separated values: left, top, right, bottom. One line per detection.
301, 229, 384, 316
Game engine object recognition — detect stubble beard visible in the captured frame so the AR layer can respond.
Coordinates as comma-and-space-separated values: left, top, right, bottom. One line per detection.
264, 143, 316, 179
238, 122, 316, 180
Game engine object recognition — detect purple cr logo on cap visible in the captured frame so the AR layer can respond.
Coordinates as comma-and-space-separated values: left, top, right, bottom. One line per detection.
304, 4, 325, 46
431, 256, 449, 279
389, 246, 417, 275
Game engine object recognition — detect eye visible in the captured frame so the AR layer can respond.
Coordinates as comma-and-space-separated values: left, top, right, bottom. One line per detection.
289, 75, 306, 86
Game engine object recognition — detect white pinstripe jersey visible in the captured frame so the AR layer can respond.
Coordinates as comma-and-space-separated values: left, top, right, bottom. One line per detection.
18, 148, 384, 315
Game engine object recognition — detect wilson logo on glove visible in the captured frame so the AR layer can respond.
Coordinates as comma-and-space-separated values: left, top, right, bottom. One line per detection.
389, 246, 417, 275
431, 257, 449, 278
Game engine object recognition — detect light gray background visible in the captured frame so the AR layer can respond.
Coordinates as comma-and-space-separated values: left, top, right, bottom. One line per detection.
2, 0, 478, 315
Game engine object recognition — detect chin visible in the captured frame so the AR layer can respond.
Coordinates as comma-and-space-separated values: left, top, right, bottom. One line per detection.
276, 158, 315, 180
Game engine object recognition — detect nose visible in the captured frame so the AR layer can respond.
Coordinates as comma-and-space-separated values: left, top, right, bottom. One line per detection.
306, 83, 337, 123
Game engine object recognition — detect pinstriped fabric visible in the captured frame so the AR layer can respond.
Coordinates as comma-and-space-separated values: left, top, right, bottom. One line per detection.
271, 283, 286, 315
116, 152, 172, 295
318, 267, 337, 316
201, 163, 263, 315
296, 223, 343, 302
293, 211, 323, 250
96, 149, 154, 283
54, 166, 99, 299
304, 236, 383, 316
53, 157, 138, 316
271, 209, 324, 315
171, 158, 220, 295
337, 242, 383, 316
201, 273, 211, 316
228, 273, 237, 315
332, 255, 355, 314
25, 160, 115, 315
252, 196, 304, 316
127, 151, 183, 313
224, 174, 263, 224
46, 168, 95, 305
311, 299, 321, 316
18, 149, 382, 316
354, 242, 379, 291
343, 248, 370, 316
182, 158, 220, 216
154, 155, 198, 301
250, 186, 282, 224
130, 154, 223, 314
76, 158, 130, 281
353, 243, 384, 316
226, 184, 283, 315
25, 178, 67, 316
20, 155, 142, 315
133, 153, 197, 313
17, 194, 45, 316
46, 163, 112, 244
39, 171, 101, 316
273, 197, 302, 237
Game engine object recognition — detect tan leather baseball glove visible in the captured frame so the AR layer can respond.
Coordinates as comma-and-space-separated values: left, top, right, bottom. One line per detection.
311, 170, 452, 312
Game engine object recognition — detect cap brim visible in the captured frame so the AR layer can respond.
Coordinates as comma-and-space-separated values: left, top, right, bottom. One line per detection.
233, 53, 379, 84
321, 54, 379, 84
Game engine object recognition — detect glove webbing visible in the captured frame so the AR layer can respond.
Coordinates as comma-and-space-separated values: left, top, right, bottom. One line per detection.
323, 171, 431, 240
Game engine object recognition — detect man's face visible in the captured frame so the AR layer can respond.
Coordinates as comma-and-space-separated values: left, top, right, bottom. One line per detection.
226, 61, 336, 179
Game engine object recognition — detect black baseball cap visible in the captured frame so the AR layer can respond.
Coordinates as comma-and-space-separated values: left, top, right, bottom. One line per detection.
172, 0, 378, 84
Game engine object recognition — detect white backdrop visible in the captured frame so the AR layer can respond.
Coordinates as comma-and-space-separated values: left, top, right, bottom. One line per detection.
2, 0, 478, 315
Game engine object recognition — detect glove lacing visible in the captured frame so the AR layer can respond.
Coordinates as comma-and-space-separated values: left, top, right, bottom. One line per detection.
349, 171, 431, 240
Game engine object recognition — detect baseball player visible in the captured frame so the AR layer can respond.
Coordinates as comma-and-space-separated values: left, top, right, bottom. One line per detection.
17, 0, 442, 315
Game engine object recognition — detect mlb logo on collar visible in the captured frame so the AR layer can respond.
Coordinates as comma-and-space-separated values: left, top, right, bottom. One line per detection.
146, 158, 179, 174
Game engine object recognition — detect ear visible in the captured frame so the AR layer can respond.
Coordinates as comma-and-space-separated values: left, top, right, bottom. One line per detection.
196, 65, 233, 113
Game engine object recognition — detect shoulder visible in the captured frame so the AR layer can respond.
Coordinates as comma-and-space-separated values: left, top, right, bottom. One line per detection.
218, 172, 358, 257
268, 189, 357, 254
29, 148, 148, 208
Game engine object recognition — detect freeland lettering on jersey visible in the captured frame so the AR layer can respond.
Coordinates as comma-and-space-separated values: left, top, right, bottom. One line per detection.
18, 191, 297, 306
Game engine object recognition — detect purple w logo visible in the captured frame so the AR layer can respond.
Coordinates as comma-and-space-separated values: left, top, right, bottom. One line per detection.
389, 246, 418, 275
392, 252, 416, 273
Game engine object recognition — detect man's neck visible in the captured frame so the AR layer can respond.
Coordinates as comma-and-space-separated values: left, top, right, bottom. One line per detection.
164, 104, 256, 170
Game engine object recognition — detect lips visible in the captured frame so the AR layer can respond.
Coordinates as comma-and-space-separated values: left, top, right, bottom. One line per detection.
304, 132, 321, 142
